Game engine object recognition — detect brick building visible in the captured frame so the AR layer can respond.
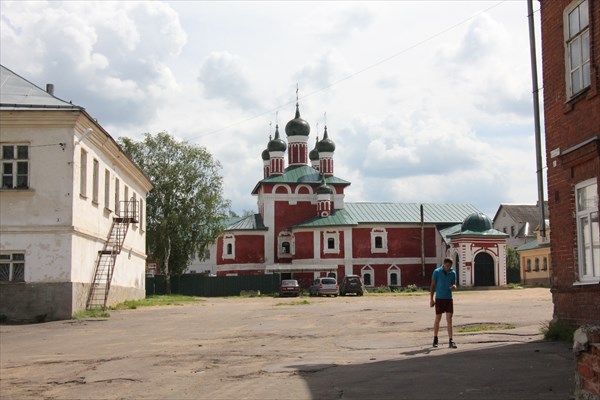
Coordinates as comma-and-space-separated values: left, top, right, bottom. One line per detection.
199, 100, 508, 289
540, 0, 599, 326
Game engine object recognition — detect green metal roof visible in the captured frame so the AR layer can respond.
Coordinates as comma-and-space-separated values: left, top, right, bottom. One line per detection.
252, 165, 350, 194
344, 203, 480, 224
293, 203, 482, 229
225, 214, 267, 231
439, 224, 462, 243
292, 209, 357, 229
515, 240, 550, 252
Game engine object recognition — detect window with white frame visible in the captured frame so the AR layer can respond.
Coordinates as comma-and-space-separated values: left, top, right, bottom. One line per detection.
0, 253, 25, 282
80, 149, 87, 197
1, 144, 29, 189
526, 259, 532, 272
114, 178, 120, 214
575, 179, 599, 282
565, 0, 590, 97
104, 169, 111, 210
92, 159, 99, 203
223, 234, 235, 259
361, 265, 374, 287
534, 258, 540, 272
278, 231, 295, 258
323, 231, 340, 254
388, 265, 400, 287
371, 228, 388, 253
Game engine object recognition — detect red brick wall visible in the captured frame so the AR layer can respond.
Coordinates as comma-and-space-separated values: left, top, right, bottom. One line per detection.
274, 201, 316, 262
216, 235, 264, 265
352, 227, 437, 258
294, 231, 314, 259
540, 0, 600, 326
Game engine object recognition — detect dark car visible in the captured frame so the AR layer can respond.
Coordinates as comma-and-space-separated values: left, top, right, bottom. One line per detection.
309, 277, 339, 297
339, 275, 364, 296
279, 279, 301, 297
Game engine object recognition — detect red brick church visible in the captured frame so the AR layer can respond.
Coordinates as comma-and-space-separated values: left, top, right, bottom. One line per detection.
210, 101, 507, 289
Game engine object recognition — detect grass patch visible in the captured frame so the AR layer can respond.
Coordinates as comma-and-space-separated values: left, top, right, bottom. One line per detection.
458, 323, 515, 333
506, 283, 524, 289
72, 309, 111, 319
275, 300, 311, 306
541, 320, 576, 342
109, 294, 202, 310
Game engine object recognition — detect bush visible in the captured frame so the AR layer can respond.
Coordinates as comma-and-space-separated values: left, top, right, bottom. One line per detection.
403, 284, 422, 293
541, 319, 576, 342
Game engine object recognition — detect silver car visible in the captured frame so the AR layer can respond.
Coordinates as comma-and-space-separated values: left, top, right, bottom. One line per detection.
309, 277, 339, 297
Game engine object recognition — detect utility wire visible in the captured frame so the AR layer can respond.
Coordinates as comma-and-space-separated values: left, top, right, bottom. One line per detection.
196, 0, 509, 139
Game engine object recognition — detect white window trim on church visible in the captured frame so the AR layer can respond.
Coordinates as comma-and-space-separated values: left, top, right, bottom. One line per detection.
387, 265, 400, 287
361, 265, 374, 287
223, 234, 235, 260
371, 228, 388, 253
323, 231, 340, 254
278, 231, 295, 258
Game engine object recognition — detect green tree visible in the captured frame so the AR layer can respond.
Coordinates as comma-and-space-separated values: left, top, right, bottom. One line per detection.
506, 247, 521, 284
119, 132, 230, 292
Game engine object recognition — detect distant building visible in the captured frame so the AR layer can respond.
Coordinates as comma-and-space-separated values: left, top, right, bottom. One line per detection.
515, 221, 551, 286
0, 65, 152, 321
492, 203, 548, 248
540, 0, 599, 327
202, 101, 508, 288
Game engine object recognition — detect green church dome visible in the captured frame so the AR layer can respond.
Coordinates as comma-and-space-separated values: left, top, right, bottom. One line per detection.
316, 126, 335, 152
461, 212, 493, 233
285, 103, 310, 137
267, 125, 287, 152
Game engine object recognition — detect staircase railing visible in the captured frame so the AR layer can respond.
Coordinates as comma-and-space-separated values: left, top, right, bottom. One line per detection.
85, 199, 138, 310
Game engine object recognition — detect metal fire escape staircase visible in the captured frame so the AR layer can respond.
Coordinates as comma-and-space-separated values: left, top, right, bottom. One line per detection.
86, 200, 138, 310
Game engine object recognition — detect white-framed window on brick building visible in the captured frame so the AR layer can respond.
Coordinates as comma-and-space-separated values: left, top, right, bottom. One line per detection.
565, 0, 590, 98
361, 265, 374, 287
575, 179, 599, 282
278, 231, 295, 258
1, 144, 29, 189
223, 234, 235, 260
371, 228, 388, 253
0, 252, 25, 282
323, 231, 340, 254
79, 148, 88, 197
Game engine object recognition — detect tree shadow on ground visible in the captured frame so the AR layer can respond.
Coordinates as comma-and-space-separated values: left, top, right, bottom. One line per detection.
287, 341, 574, 400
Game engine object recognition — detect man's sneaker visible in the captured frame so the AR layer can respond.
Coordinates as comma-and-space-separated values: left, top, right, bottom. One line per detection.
432, 337, 438, 347
449, 339, 457, 349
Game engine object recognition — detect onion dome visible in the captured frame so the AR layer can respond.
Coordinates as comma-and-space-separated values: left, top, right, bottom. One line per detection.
267, 125, 287, 152
285, 103, 310, 136
317, 182, 333, 195
309, 136, 320, 161
261, 148, 270, 160
461, 212, 493, 233
316, 126, 335, 152
317, 176, 333, 194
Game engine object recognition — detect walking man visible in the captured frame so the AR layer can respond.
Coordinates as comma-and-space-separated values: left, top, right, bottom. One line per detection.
430, 257, 457, 348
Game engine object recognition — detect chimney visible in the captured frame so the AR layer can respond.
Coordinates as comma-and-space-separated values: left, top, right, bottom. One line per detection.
46, 84, 54, 96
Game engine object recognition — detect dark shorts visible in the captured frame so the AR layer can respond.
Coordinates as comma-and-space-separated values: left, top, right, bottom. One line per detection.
435, 298, 454, 315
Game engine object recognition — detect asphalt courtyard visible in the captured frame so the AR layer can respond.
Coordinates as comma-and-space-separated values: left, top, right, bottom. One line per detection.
0, 288, 574, 400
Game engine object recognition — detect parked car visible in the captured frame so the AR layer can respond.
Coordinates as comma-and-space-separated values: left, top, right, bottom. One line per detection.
279, 279, 300, 297
309, 277, 339, 297
339, 275, 364, 296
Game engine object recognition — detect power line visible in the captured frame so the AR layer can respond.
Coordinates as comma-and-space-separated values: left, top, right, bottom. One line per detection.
196, 0, 509, 139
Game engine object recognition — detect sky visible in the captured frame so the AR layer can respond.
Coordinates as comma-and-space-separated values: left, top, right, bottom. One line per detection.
0, 0, 546, 218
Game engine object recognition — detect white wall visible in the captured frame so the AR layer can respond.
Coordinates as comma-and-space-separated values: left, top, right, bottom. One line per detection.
1, 110, 151, 289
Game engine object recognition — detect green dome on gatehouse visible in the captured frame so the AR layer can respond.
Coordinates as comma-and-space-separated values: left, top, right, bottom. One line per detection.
461, 212, 493, 233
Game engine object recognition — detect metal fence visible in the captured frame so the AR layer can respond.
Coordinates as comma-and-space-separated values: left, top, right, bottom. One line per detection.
146, 274, 282, 297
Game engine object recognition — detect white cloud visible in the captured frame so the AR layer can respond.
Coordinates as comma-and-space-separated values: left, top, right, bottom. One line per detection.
198, 51, 260, 111
0, 0, 186, 124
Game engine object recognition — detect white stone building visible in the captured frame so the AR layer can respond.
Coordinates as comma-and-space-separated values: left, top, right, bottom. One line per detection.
0, 65, 152, 321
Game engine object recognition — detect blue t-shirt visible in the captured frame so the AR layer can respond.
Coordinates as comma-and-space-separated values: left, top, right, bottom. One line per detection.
432, 266, 456, 300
